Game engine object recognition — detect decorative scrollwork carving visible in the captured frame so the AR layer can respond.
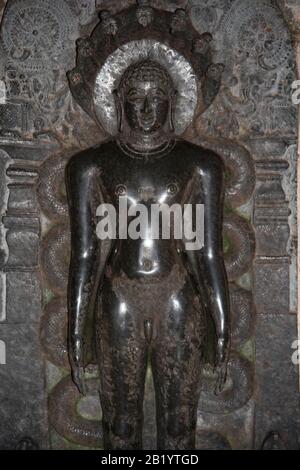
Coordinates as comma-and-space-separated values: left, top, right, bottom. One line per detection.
2, 0, 78, 73
193, 0, 296, 139
219, 0, 293, 71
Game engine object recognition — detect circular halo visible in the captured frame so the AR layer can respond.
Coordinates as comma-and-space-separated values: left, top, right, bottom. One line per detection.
93, 39, 199, 136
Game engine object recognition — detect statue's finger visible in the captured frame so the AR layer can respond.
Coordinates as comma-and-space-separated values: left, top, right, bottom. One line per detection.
79, 367, 88, 395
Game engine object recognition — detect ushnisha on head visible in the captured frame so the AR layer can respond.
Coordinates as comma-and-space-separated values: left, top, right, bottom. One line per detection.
115, 59, 177, 150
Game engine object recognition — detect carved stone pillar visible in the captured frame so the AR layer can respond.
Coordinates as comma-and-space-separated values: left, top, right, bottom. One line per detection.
0, 138, 59, 448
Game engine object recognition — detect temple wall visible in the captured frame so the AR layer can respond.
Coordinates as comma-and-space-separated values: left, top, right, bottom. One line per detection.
0, 0, 298, 450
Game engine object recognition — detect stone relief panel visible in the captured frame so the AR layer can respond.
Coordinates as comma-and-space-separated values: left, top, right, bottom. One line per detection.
0, 0, 103, 147
0, 1, 296, 144
191, 0, 296, 140
0, 0, 298, 450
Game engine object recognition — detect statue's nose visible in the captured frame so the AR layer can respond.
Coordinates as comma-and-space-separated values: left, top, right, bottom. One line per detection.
142, 96, 151, 114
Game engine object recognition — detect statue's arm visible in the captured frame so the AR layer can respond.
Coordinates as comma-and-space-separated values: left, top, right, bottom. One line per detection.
65, 155, 100, 394
200, 155, 230, 357
185, 153, 230, 391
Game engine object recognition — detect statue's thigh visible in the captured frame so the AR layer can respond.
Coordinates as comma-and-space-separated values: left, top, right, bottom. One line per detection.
151, 281, 205, 410
95, 282, 148, 412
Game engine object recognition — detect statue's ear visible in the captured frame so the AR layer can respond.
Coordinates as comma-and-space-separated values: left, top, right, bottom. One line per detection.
169, 90, 178, 134
113, 89, 123, 133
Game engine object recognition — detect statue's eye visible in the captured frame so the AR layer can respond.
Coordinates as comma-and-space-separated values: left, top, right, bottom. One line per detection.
128, 96, 144, 104
115, 184, 127, 196
167, 183, 178, 195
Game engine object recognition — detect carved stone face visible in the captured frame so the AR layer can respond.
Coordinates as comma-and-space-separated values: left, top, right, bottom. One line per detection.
117, 60, 175, 138
123, 80, 170, 133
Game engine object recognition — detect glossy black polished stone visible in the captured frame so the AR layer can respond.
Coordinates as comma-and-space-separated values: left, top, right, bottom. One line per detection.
66, 59, 230, 450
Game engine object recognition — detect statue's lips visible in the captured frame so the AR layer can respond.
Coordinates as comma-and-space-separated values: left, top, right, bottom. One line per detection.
138, 115, 155, 127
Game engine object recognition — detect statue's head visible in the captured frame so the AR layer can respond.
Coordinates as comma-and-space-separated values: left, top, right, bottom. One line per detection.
115, 59, 176, 137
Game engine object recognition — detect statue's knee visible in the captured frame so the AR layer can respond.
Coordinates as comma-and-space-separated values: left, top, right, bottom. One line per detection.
112, 417, 134, 440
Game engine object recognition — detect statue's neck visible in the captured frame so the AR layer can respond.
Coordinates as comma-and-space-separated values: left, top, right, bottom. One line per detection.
117, 130, 175, 160
119, 129, 171, 155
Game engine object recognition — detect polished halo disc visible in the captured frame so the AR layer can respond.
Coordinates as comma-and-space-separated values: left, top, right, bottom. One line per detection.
93, 39, 199, 136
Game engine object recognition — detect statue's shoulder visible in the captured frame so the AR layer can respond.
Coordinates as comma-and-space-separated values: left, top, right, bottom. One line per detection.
177, 139, 224, 173
66, 139, 115, 175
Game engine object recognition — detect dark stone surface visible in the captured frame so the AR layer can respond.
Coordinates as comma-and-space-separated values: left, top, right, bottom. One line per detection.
8, 185, 38, 214
0, 141, 61, 162
255, 224, 290, 257
196, 430, 232, 450
0, 323, 49, 449
254, 259, 290, 314
5, 230, 39, 268
197, 401, 255, 450
6, 271, 41, 323
143, 368, 157, 450
0, 149, 10, 212
255, 314, 300, 449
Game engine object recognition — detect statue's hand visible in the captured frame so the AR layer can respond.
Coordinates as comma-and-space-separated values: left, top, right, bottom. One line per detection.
69, 334, 87, 395
214, 337, 230, 395
71, 365, 87, 396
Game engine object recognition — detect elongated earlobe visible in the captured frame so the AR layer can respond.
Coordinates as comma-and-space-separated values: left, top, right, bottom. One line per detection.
113, 90, 123, 133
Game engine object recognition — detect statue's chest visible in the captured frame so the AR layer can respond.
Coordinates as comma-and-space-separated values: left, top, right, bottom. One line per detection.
100, 158, 201, 205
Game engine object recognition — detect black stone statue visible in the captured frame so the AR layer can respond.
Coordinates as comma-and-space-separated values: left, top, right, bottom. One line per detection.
65, 59, 230, 450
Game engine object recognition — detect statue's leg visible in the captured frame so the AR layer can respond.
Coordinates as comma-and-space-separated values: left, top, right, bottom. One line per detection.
151, 281, 205, 450
95, 281, 148, 450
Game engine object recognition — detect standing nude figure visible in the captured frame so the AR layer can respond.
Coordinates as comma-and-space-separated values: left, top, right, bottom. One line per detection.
66, 60, 230, 450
